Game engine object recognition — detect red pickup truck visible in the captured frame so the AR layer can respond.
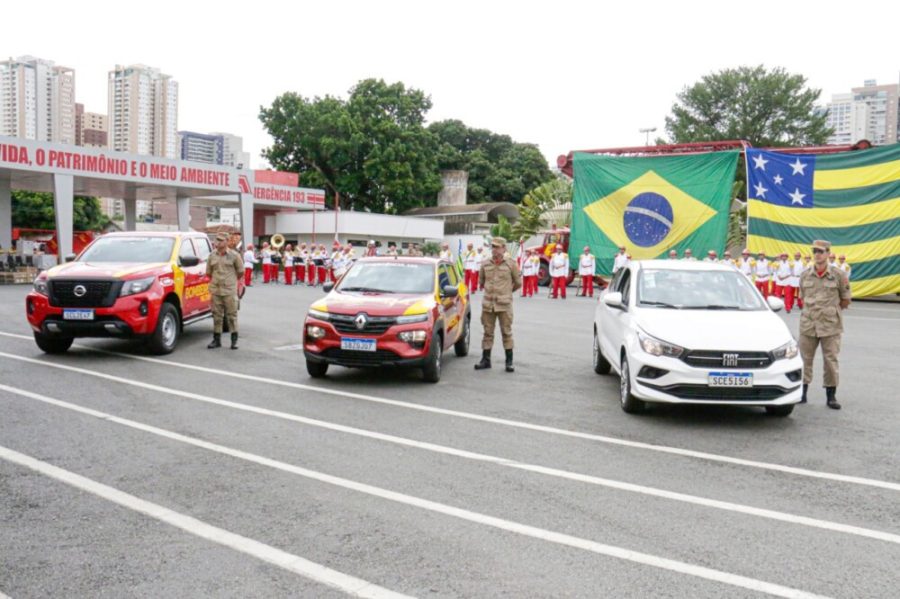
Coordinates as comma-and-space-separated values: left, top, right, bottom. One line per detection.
26, 231, 236, 355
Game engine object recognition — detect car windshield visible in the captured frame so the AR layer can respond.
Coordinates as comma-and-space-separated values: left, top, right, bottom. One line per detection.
637, 269, 766, 310
337, 261, 434, 294
79, 237, 175, 263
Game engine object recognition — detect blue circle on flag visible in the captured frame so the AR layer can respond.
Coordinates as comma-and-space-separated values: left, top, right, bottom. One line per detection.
623, 193, 673, 247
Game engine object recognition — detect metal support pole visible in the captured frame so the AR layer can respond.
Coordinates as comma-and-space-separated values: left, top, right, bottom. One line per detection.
53, 174, 74, 260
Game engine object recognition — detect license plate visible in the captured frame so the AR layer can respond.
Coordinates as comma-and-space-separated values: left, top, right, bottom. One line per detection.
708, 372, 753, 387
62, 309, 94, 321
340, 337, 376, 352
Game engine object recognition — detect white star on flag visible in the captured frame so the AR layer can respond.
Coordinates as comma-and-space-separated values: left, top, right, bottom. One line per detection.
790, 158, 807, 176
773, 174, 783, 185
752, 154, 769, 171
753, 182, 768, 199
789, 188, 806, 205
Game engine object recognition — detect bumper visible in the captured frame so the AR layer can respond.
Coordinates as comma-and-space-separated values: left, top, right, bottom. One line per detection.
627, 351, 803, 406
26, 291, 163, 338
303, 317, 432, 368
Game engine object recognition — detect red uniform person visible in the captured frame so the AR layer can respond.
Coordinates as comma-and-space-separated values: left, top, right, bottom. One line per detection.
463, 243, 479, 294
295, 242, 307, 284
316, 244, 328, 285
242, 244, 256, 287
549, 245, 569, 299
791, 252, 805, 310
578, 246, 596, 297
283, 244, 294, 285
260, 242, 273, 283
773, 252, 791, 302
754, 251, 771, 298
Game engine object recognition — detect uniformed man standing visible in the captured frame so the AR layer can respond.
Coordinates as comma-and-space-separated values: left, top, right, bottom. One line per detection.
475, 237, 522, 373
207, 233, 245, 350
799, 239, 852, 409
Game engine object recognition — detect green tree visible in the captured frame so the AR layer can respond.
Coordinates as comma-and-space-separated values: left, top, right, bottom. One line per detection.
260, 79, 443, 214
429, 119, 553, 204
12, 191, 107, 230
490, 215, 514, 240
664, 65, 832, 147
512, 176, 573, 241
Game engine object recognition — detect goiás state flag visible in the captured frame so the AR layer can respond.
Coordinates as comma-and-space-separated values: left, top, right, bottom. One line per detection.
571, 151, 739, 276
746, 145, 900, 298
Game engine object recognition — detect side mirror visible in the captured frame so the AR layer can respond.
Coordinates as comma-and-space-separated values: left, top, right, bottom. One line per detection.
603, 292, 624, 309
180, 255, 201, 267
441, 285, 459, 298
65, 253, 77, 263
767, 296, 784, 312
322, 282, 334, 293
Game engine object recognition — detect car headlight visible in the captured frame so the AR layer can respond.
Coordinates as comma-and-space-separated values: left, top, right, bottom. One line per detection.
396, 313, 428, 324
33, 277, 49, 296
772, 340, 799, 360
637, 330, 685, 358
120, 276, 156, 297
308, 308, 330, 321
306, 325, 326, 340
399, 330, 428, 345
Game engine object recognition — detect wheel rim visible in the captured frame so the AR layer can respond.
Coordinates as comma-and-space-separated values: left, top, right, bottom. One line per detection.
592, 334, 599, 368
620, 360, 629, 405
464, 319, 471, 348
161, 313, 177, 347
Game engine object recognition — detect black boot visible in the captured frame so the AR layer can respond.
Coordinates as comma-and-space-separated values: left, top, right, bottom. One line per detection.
207, 333, 221, 349
474, 350, 491, 370
800, 384, 808, 404
230, 332, 239, 350
505, 349, 515, 373
826, 387, 841, 410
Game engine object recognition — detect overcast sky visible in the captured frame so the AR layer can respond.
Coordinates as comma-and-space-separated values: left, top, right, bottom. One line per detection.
6, 0, 899, 169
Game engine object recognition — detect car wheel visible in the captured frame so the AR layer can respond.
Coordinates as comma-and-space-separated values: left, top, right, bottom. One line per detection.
306, 359, 328, 378
422, 331, 442, 383
33, 332, 73, 354
765, 404, 794, 417
619, 356, 646, 414
592, 331, 611, 375
147, 302, 180, 355
454, 314, 470, 357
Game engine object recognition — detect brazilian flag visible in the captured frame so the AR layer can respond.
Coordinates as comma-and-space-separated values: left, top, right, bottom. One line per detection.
747, 144, 900, 298
571, 151, 739, 276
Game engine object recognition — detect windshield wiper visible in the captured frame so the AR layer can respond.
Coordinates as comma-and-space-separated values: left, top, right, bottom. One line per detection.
639, 300, 681, 309
682, 304, 743, 310
340, 286, 390, 293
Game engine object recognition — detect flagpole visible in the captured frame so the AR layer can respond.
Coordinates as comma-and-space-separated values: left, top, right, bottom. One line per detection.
311, 194, 317, 245
334, 192, 340, 244
742, 140, 751, 253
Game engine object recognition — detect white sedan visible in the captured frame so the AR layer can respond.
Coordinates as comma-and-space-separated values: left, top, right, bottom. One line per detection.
593, 260, 803, 416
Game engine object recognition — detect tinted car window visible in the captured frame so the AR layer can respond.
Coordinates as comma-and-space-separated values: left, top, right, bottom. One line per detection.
80, 237, 175, 263
338, 262, 435, 294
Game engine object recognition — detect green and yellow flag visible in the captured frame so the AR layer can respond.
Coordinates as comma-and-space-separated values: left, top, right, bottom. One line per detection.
746, 145, 900, 298
571, 151, 739, 276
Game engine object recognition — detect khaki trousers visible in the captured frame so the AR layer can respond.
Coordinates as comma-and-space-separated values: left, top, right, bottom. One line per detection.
212, 294, 238, 334
799, 333, 841, 387
481, 308, 514, 351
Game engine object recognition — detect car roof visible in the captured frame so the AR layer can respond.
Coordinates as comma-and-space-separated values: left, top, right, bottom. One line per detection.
102, 231, 204, 238
635, 259, 734, 272
357, 256, 443, 265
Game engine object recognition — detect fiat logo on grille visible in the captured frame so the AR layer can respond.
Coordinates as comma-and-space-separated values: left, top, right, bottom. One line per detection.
722, 353, 739, 367
354, 314, 368, 330
73, 284, 88, 297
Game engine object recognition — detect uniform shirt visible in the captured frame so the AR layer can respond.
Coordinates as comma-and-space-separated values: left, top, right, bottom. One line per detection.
838, 262, 852, 280
298, 249, 308, 264
578, 254, 596, 276
754, 259, 770, 281
243, 250, 257, 269
799, 265, 852, 336
774, 260, 792, 284
206, 249, 244, 296
463, 250, 478, 271
439, 250, 453, 260
738, 257, 754, 276
479, 257, 522, 312
284, 252, 294, 267
789, 260, 804, 287
261, 249, 272, 265
550, 252, 569, 277
613, 253, 629, 272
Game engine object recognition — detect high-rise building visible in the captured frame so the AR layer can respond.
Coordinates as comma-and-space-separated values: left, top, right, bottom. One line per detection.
177, 131, 224, 164
75, 103, 108, 147
824, 79, 900, 146
108, 64, 178, 158
210, 131, 251, 167
0, 55, 76, 144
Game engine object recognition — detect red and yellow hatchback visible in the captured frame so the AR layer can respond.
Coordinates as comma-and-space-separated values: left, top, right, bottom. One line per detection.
303, 256, 470, 383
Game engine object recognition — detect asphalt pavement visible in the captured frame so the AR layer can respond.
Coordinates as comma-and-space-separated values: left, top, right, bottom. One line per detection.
1, 280, 898, 598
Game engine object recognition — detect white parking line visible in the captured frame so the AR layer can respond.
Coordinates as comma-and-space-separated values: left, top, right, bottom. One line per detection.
1, 369, 897, 546
0, 444, 412, 599
0, 386, 832, 599
0, 591, 11, 599
0, 331, 896, 493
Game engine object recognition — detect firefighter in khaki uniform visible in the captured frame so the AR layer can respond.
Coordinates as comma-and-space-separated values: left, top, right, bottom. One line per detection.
206, 233, 244, 350
474, 237, 522, 373
799, 239, 852, 409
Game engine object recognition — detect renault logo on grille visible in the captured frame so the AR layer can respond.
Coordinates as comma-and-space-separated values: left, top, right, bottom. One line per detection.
73, 284, 87, 297
722, 353, 739, 367
354, 314, 368, 330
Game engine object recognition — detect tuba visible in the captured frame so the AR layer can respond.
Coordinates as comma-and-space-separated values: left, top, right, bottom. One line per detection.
270, 233, 285, 251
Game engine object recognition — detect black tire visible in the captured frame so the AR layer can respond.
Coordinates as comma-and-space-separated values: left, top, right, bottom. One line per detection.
765, 404, 794, 417
454, 314, 470, 357
33, 332, 73, 354
619, 356, 646, 414
422, 331, 443, 383
592, 331, 611, 375
147, 302, 180, 355
306, 359, 328, 378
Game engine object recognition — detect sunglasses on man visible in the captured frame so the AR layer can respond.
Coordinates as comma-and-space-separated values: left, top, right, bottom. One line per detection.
812, 248, 827, 254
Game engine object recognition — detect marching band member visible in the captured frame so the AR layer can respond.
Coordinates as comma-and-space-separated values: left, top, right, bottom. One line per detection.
242, 244, 257, 287
261, 242, 273, 284
521, 249, 536, 297
549, 244, 569, 299
330, 242, 342, 282
613, 245, 629, 272
790, 251, 804, 311
682, 248, 696, 261
476, 247, 487, 290
283, 244, 294, 285
668, 249, 678, 260
738, 249, 754, 279
829, 252, 837, 268
720, 251, 734, 266
705, 250, 718, 262
578, 246, 596, 298
439, 242, 452, 261
528, 249, 541, 297
773, 252, 792, 304
463, 243, 478, 293
315, 244, 328, 285
754, 251, 771, 297
366, 240, 378, 257
332, 246, 348, 280
296, 242, 308, 286
386, 243, 398, 257
837, 254, 852, 280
